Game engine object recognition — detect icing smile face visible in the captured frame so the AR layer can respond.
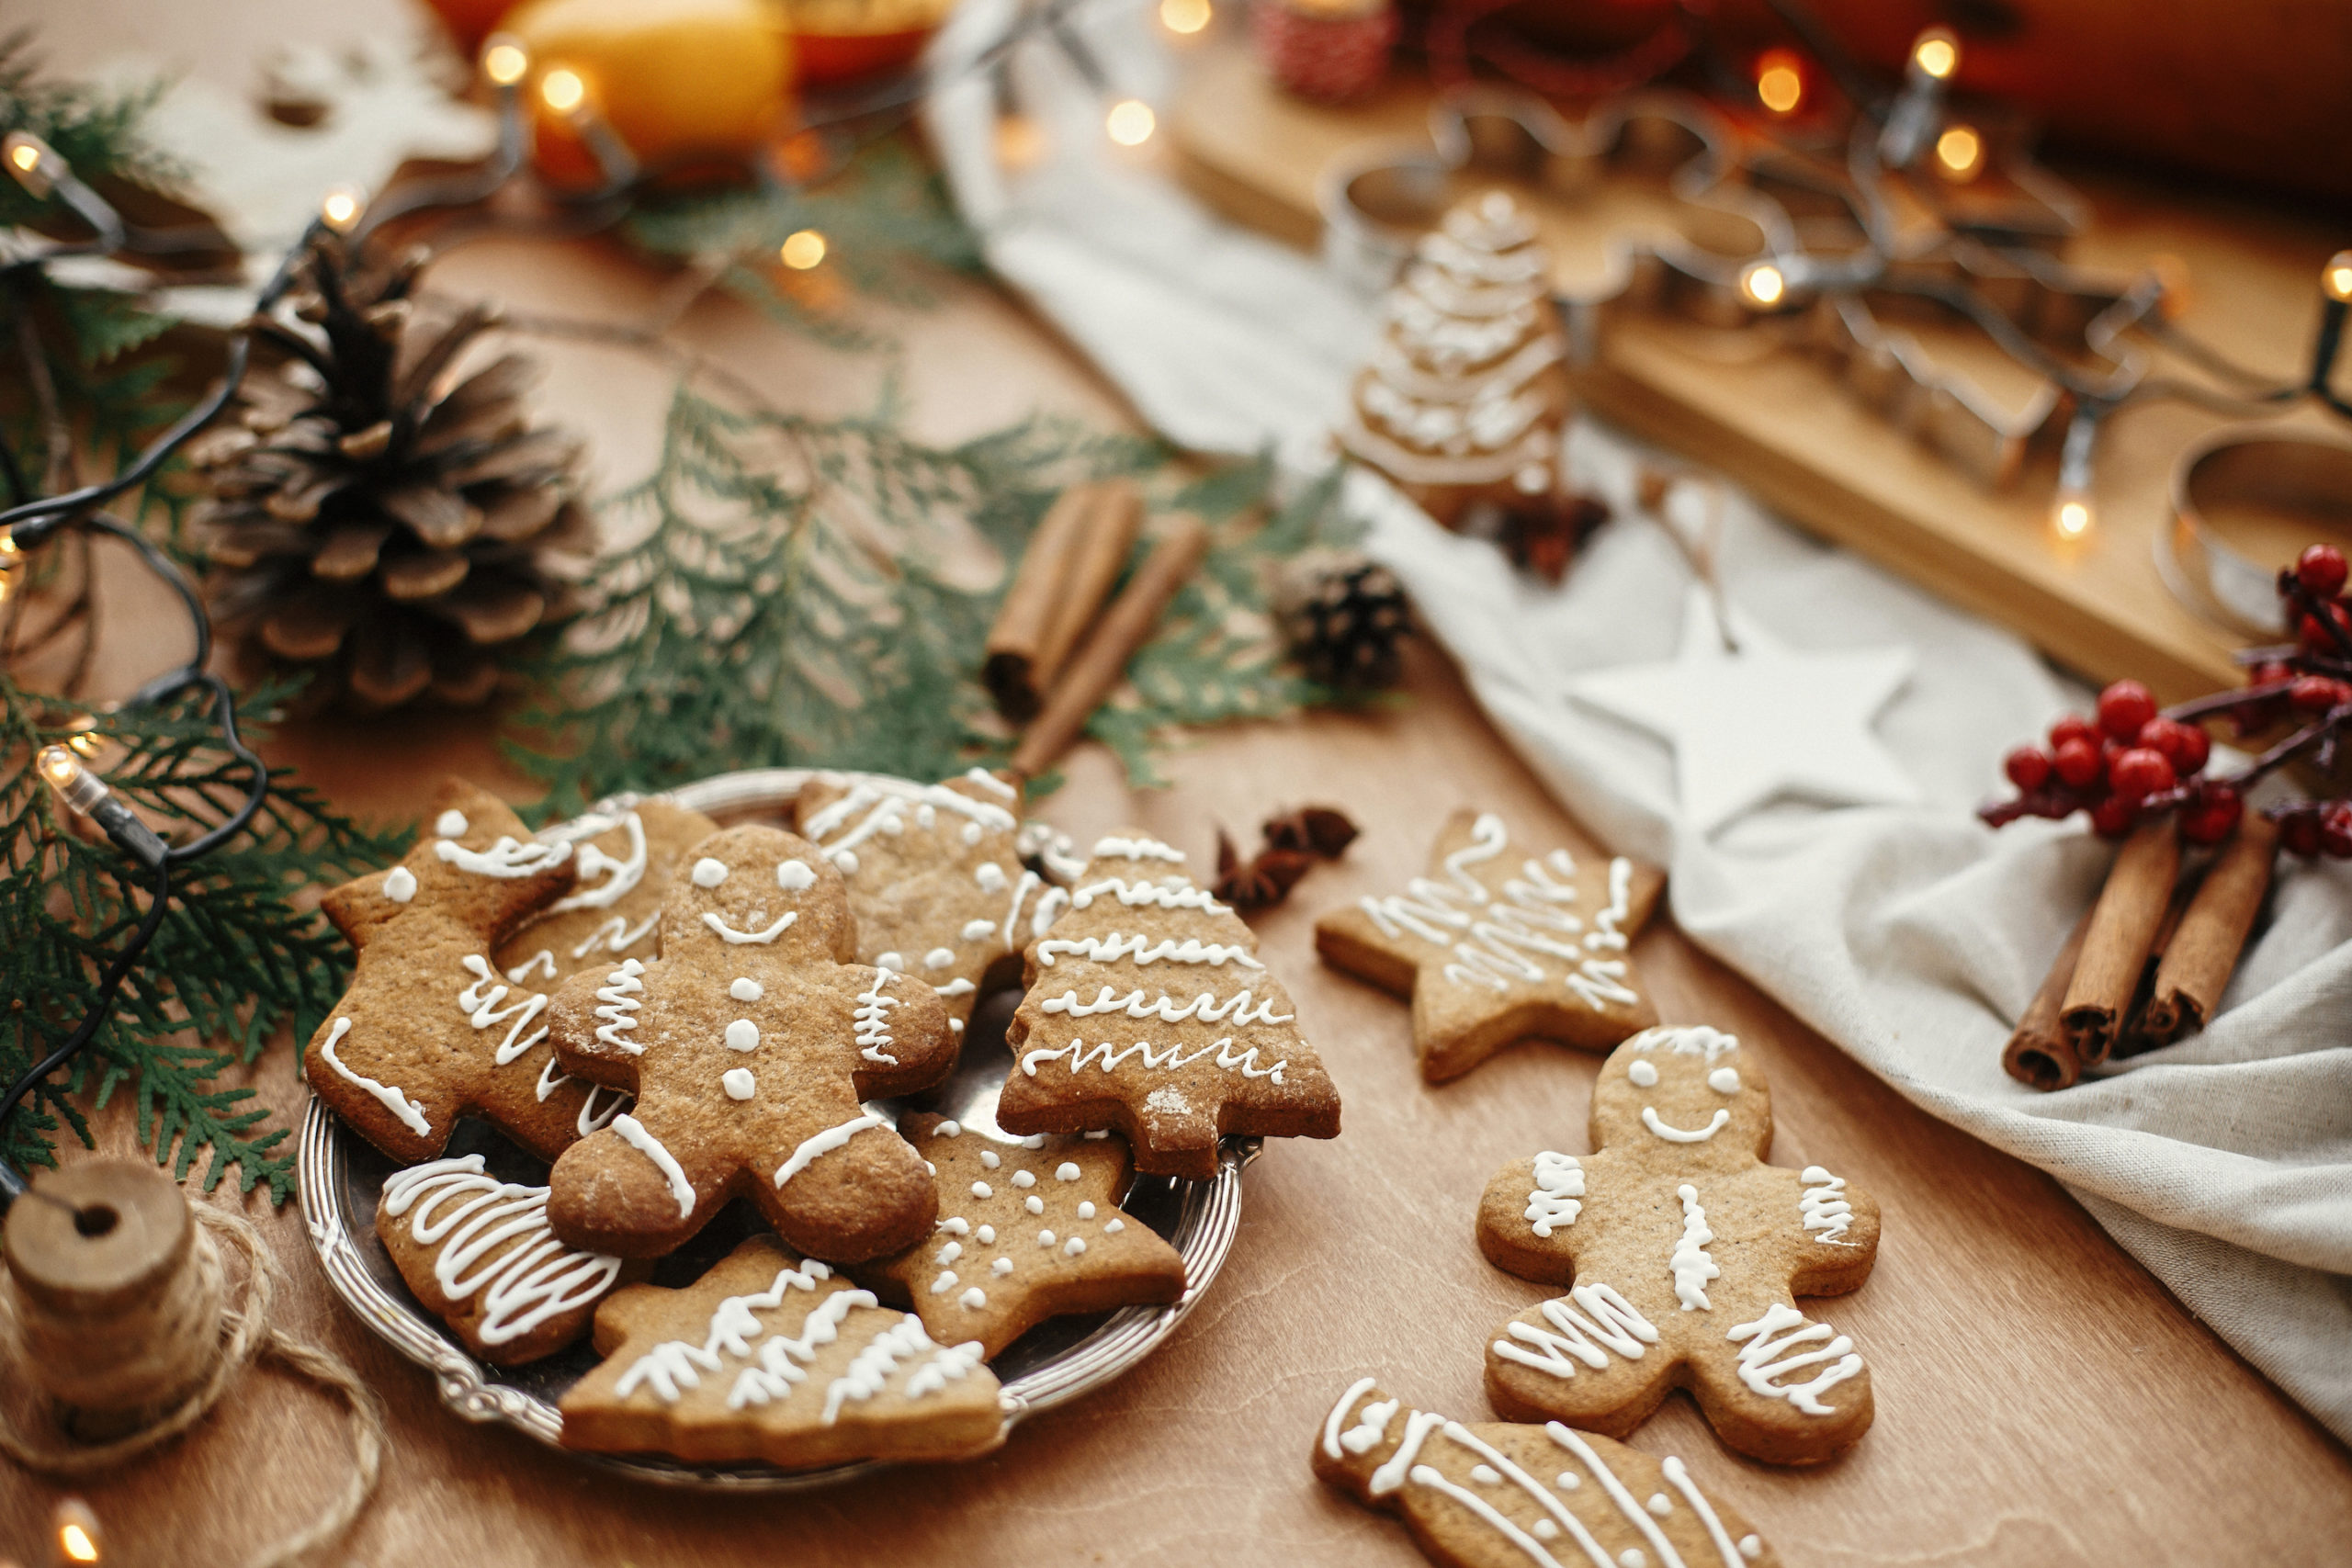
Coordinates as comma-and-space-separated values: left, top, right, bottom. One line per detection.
1590, 1025, 1770, 1168
664, 825, 855, 965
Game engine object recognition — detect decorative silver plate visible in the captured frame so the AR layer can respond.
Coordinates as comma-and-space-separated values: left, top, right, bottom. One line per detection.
300, 767, 1253, 1490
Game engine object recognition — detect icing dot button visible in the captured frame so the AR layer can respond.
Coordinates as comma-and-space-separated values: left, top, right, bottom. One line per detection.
970, 1181, 993, 1199
931, 1270, 957, 1294
776, 859, 816, 890
1102, 1219, 1124, 1234
721, 1067, 755, 1101
725, 1020, 760, 1052
1532, 1520, 1559, 1542
831, 849, 860, 875
1063, 1236, 1086, 1257
976, 863, 1007, 892
961, 821, 982, 844
1620, 1551, 1645, 1568
691, 857, 729, 887
1629, 1059, 1659, 1087
1647, 1493, 1672, 1516
992, 1257, 1013, 1275
961, 919, 996, 941
381, 866, 417, 903
729, 976, 763, 1002
876, 952, 904, 972
1077, 1201, 1095, 1220
1470, 1464, 1501, 1484
924, 947, 955, 970
1036, 1229, 1056, 1247
1710, 1067, 1742, 1094
435, 809, 469, 838
1555, 1472, 1580, 1491
979, 1149, 1001, 1168
976, 1224, 995, 1244
937, 1120, 962, 1137
1011, 1169, 1036, 1189
1738, 1537, 1762, 1561
1055, 1161, 1080, 1181
1024, 1195, 1045, 1215
959, 1287, 986, 1309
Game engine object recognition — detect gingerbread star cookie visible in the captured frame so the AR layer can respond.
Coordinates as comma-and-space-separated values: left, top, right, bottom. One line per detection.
305, 777, 616, 1164
794, 769, 1060, 1038
376, 1155, 643, 1365
560, 1235, 1003, 1469
864, 1113, 1185, 1358
1000, 830, 1342, 1180
541, 824, 956, 1262
1315, 808, 1663, 1083
494, 799, 719, 989
1316, 1380, 1781, 1568
1476, 1025, 1881, 1465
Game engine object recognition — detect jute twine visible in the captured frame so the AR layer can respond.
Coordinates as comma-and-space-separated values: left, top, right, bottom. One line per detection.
0, 1201, 386, 1567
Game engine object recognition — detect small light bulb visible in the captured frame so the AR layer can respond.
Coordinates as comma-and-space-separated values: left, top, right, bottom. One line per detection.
319, 184, 365, 232
39, 746, 78, 787
7, 139, 38, 173
780, 229, 827, 270
2325, 251, 2352, 304
539, 67, 587, 116
1159, 0, 1212, 34
52, 1497, 102, 1567
4, 130, 55, 197
1755, 51, 1803, 115
2053, 497, 2093, 538
481, 36, 530, 87
1911, 28, 1959, 81
1739, 261, 1786, 308
61, 1525, 98, 1564
1105, 99, 1156, 148
37, 746, 109, 815
1934, 124, 1984, 180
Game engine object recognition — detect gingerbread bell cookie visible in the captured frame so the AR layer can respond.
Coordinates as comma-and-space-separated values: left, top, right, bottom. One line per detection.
795, 769, 1059, 1038
540, 824, 956, 1262
305, 777, 623, 1165
1001, 831, 1342, 1179
561, 1235, 1003, 1469
1316, 808, 1663, 1083
495, 799, 719, 989
376, 1155, 641, 1365
1476, 1026, 1880, 1465
1317, 1380, 1781, 1568
864, 1113, 1185, 1358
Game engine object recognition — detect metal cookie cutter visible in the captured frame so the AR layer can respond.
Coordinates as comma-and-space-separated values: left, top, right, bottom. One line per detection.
2158, 428, 2352, 637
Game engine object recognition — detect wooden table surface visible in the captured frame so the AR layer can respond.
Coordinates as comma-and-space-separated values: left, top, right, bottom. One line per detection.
5, 6, 2350, 1564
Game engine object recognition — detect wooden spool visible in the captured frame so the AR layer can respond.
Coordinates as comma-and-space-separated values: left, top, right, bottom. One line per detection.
2, 1159, 219, 1442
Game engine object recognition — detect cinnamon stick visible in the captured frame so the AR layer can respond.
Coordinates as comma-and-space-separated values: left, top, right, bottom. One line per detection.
2142, 812, 2278, 1042
2061, 819, 2182, 1065
1029, 478, 1142, 699
1009, 514, 1209, 779
2004, 907, 2094, 1091
984, 483, 1106, 722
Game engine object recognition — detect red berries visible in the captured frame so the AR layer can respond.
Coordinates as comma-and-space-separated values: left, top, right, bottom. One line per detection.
2179, 787, 2243, 845
2052, 736, 2103, 788
2097, 680, 2156, 742
2089, 795, 2140, 839
2289, 674, 2352, 712
2281, 811, 2324, 857
2325, 804, 2352, 859
2106, 747, 2176, 801
2003, 746, 2052, 791
2299, 603, 2352, 654
2297, 544, 2348, 598
2048, 714, 2100, 751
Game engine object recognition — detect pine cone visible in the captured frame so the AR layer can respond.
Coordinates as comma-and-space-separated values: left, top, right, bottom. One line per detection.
1276, 548, 1410, 691
190, 233, 595, 709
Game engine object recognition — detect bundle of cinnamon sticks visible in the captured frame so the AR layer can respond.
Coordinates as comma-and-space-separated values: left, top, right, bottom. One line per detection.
985, 479, 1209, 779
2004, 812, 2279, 1090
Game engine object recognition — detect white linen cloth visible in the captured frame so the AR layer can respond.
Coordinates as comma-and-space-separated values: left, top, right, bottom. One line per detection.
923, 0, 2352, 1439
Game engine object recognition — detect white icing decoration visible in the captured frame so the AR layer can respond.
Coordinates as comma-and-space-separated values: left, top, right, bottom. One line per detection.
1493, 1285, 1658, 1378
435, 809, 470, 838
801, 778, 1015, 877
1063, 1236, 1086, 1257
1629, 1059, 1659, 1088
923, 947, 955, 971
1023, 1195, 1044, 1214
435, 835, 570, 879
1642, 1108, 1730, 1144
593, 959, 646, 1052
458, 954, 549, 1066
723, 1018, 760, 1052
1077, 1201, 1096, 1219
774, 1113, 887, 1189
546, 811, 648, 914
1036, 1229, 1055, 1247
931, 1270, 958, 1294
1709, 1067, 1741, 1094
972, 1181, 992, 1199
937, 1120, 962, 1136
820, 1316, 979, 1424
1011, 1169, 1035, 1189
960, 1287, 987, 1309
1021, 1036, 1287, 1084
854, 970, 902, 1065
1800, 1167, 1856, 1245
1526, 1151, 1584, 1236
964, 767, 1016, 799
1067, 878, 1231, 917
835, 851, 859, 874
1726, 1303, 1863, 1415
692, 857, 729, 887
564, 910, 662, 963
960, 919, 997, 941
701, 908, 797, 944
614, 1259, 842, 1404
1055, 1162, 1080, 1182
1040, 985, 1290, 1024
1647, 1494, 1669, 1516
1739, 1538, 1762, 1561
612, 1113, 695, 1217
1091, 834, 1185, 863
1035, 933, 1262, 970
1670, 1185, 1719, 1312
980, 1150, 1001, 1169
1547, 1421, 1693, 1568
991, 1258, 1012, 1276
876, 952, 903, 971
1664, 1455, 1748, 1568
723, 1068, 755, 1100
731, 976, 763, 1002
976, 1224, 995, 1243
1103, 1219, 1123, 1234
1367, 1409, 1445, 1495
382, 866, 417, 902
975, 863, 1008, 893
935, 1240, 962, 1264
1627, 1024, 1740, 1061
379, 1156, 623, 1347
506, 951, 558, 986
934, 979, 976, 998
1083, 1130, 1109, 1139
776, 859, 816, 890
1029, 886, 1070, 938
316, 1018, 432, 1138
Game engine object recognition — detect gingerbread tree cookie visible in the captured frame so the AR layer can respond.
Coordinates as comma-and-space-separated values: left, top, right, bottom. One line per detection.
495, 800, 719, 989
1316, 808, 1663, 1083
376, 1155, 642, 1365
1476, 1026, 1880, 1465
794, 769, 1062, 1038
541, 824, 956, 1261
305, 777, 613, 1164
1000, 831, 1342, 1180
1316, 1380, 1782, 1568
560, 1235, 1003, 1469
864, 1113, 1185, 1358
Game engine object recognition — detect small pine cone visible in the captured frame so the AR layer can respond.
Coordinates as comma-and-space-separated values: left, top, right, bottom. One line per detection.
1275, 548, 1410, 691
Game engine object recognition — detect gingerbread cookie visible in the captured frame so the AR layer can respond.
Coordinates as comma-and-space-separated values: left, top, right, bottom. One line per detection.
495, 800, 720, 989
795, 769, 1061, 1038
560, 1235, 1003, 1469
541, 824, 956, 1261
305, 778, 620, 1164
1476, 1026, 1880, 1465
1000, 831, 1342, 1179
376, 1155, 641, 1365
863, 1113, 1185, 1358
1316, 1380, 1781, 1568
1316, 809, 1663, 1083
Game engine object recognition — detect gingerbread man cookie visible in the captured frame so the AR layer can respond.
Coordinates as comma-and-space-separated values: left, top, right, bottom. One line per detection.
541, 824, 956, 1261
1316, 1380, 1782, 1568
560, 1235, 1003, 1469
1316, 809, 1664, 1082
1476, 1026, 1880, 1465
794, 769, 1061, 1038
305, 778, 618, 1165
864, 1113, 1185, 1358
1000, 831, 1342, 1179
495, 799, 720, 989
376, 1155, 642, 1365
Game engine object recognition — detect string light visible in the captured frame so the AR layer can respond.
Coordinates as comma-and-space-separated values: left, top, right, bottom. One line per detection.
37, 745, 109, 815
1754, 51, 1803, 115
1738, 261, 1787, 309
538, 67, 588, 117
319, 184, 366, 233
1105, 98, 1156, 147
1911, 28, 1960, 82
2052, 497, 2093, 539
0, 530, 19, 602
780, 229, 827, 269
1934, 124, 1984, 181
1159, 0, 1212, 34
2326, 251, 2352, 305
4, 129, 55, 197
481, 35, 531, 88
52, 1495, 100, 1563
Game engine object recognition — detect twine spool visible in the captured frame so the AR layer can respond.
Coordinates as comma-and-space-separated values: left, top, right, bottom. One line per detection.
0, 1158, 385, 1568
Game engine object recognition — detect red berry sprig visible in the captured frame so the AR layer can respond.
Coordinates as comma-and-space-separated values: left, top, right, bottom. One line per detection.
1980, 545, 2352, 856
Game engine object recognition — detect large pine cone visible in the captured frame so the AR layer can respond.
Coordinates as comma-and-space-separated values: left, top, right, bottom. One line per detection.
189, 234, 595, 709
